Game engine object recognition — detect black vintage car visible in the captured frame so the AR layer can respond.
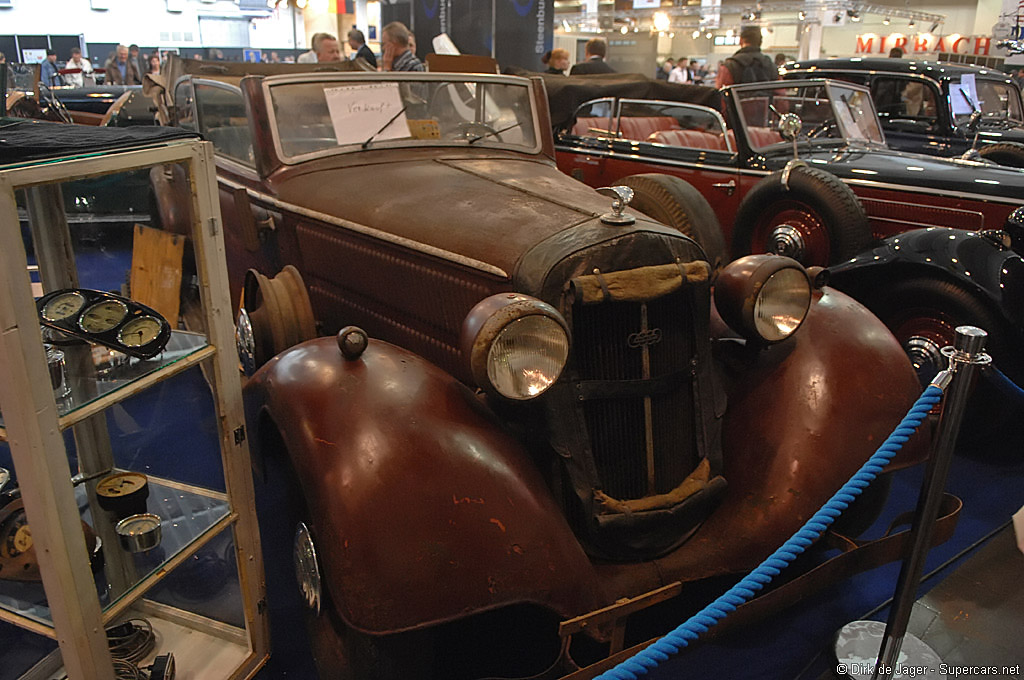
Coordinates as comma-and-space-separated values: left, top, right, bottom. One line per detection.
781, 58, 1024, 166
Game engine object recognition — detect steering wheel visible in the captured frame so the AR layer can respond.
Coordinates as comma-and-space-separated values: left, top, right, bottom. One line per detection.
453, 121, 501, 142
39, 84, 73, 124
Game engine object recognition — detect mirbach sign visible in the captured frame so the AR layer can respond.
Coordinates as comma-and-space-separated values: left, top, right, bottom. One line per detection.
855, 33, 995, 56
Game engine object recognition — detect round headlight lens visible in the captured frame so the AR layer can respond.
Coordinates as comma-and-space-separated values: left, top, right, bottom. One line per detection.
487, 315, 569, 400
754, 267, 811, 341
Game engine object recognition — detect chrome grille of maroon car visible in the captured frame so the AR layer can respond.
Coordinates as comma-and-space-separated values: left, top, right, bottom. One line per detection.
571, 290, 698, 501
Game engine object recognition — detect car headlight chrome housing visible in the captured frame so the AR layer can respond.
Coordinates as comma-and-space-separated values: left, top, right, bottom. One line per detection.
461, 293, 570, 400
714, 255, 811, 343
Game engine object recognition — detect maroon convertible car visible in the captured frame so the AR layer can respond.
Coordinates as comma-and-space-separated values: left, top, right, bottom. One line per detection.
149, 58, 935, 679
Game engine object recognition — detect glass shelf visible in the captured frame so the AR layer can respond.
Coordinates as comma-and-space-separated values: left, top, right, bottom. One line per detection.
0, 475, 232, 635
0, 330, 211, 440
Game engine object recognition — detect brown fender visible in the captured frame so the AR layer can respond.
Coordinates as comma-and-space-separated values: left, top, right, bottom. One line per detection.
594, 286, 927, 594
244, 336, 606, 635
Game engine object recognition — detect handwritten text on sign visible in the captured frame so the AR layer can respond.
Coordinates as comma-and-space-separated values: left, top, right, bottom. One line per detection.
324, 83, 408, 146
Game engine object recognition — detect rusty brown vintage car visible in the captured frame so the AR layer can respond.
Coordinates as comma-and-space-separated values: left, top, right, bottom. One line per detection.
153, 59, 928, 679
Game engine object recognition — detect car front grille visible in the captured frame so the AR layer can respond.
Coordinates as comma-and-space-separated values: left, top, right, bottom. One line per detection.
571, 290, 698, 501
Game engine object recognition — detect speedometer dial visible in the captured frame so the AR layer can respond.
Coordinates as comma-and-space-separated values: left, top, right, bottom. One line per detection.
79, 300, 128, 333
41, 291, 86, 322
118, 316, 163, 347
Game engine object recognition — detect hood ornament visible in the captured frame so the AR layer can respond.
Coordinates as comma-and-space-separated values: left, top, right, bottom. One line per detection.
596, 186, 636, 226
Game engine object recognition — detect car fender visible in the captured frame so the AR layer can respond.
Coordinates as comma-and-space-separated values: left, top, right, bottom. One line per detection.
827, 227, 1024, 329
243, 336, 605, 635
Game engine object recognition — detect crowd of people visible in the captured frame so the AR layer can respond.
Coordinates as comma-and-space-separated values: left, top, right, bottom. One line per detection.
540, 27, 781, 87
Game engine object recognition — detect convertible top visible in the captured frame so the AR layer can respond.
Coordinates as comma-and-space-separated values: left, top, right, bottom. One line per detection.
0, 116, 199, 165
504, 68, 722, 129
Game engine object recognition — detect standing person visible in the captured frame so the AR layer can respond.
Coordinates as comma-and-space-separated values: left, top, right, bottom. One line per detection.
717, 26, 777, 87
570, 38, 615, 75
298, 33, 327, 64
668, 57, 691, 84
544, 48, 570, 75
347, 28, 377, 68
104, 44, 141, 85
127, 44, 145, 81
380, 22, 423, 72
146, 54, 160, 75
656, 58, 674, 80
775, 53, 788, 69
314, 34, 343, 62
888, 46, 904, 58
64, 47, 94, 87
40, 49, 62, 87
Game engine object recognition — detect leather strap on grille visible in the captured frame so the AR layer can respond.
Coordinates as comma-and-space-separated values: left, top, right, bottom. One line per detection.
571, 261, 710, 304
573, 370, 692, 401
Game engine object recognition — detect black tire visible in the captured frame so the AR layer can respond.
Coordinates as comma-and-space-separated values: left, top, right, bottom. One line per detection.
977, 141, 1024, 168
614, 174, 728, 273
732, 166, 871, 266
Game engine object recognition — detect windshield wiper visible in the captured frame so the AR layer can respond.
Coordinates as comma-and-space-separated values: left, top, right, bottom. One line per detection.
468, 121, 523, 144
361, 105, 409, 149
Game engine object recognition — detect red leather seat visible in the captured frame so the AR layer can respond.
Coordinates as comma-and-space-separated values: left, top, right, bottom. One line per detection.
745, 126, 784, 148
649, 129, 728, 150
617, 116, 680, 141
572, 117, 614, 137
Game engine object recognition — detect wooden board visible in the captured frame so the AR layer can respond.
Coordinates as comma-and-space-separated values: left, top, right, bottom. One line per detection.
129, 224, 185, 324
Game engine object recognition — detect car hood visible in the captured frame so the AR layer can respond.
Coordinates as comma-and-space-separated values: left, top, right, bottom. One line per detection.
774, 145, 1024, 202
271, 154, 649, 278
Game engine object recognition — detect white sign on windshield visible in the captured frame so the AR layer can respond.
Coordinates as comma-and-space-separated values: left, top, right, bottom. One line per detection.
324, 82, 409, 146
951, 74, 979, 116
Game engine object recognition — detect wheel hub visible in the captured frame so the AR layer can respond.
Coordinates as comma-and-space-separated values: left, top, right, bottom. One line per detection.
769, 224, 806, 260
294, 521, 323, 616
904, 335, 946, 383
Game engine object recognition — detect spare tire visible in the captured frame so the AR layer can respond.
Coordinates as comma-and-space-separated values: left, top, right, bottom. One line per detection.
977, 141, 1024, 168
732, 166, 871, 266
614, 174, 728, 273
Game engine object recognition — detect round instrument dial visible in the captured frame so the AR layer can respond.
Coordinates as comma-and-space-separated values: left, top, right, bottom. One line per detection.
79, 300, 128, 334
41, 291, 86, 322
1, 510, 32, 558
97, 471, 148, 499
118, 316, 163, 348
115, 513, 162, 553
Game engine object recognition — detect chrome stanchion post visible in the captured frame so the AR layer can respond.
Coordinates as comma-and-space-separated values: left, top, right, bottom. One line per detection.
834, 326, 990, 680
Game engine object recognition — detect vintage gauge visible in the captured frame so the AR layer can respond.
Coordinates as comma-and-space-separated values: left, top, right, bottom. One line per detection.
1, 511, 32, 558
118, 316, 163, 348
41, 290, 86, 322
115, 513, 162, 553
79, 299, 128, 334
96, 472, 150, 519
37, 289, 172, 360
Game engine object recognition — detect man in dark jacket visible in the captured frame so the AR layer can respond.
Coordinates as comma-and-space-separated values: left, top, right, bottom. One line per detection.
104, 44, 141, 85
347, 28, 377, 69
570, 38, 615, 75
717, 26, 777, 87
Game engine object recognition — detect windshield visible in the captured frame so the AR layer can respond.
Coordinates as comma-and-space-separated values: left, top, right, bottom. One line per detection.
267, 75, 539, 160
950, 76, 1023, 126
732, 82, 884, 151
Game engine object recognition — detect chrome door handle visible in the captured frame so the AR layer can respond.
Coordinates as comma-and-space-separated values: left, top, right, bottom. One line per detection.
712, 179, 736, 196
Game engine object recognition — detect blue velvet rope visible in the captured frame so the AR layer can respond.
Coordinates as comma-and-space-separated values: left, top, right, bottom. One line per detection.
983, 365, 1024, 406
596, 384, 945, 680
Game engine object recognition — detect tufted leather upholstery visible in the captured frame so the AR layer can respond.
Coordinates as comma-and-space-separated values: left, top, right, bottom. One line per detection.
616, 116, 680, 141
572, 117, 614, 137
744, 126, 784, 148
648, 128, 728, 150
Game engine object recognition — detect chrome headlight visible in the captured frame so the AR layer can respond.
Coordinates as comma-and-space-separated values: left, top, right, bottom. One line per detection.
461, 294, 570, 400
715, 255, 811, 343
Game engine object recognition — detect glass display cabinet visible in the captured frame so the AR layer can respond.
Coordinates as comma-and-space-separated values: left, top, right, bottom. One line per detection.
0, 127, 269, 679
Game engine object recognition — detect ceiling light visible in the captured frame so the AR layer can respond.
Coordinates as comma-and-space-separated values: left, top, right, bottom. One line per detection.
908, 19, 915, 28
668, 32, 674, 38
833, 13, 842, 23
882, 15, 890, 25
294, 0, 306, 7
562, 19, 571, 31
621, 24, 628, 34
706, 31, 713, 38
653, 11, 670, 32
692, 29, 701, 38
633, 25, 639, 32
797, 10, 806, 20
847, 9, 860, 22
